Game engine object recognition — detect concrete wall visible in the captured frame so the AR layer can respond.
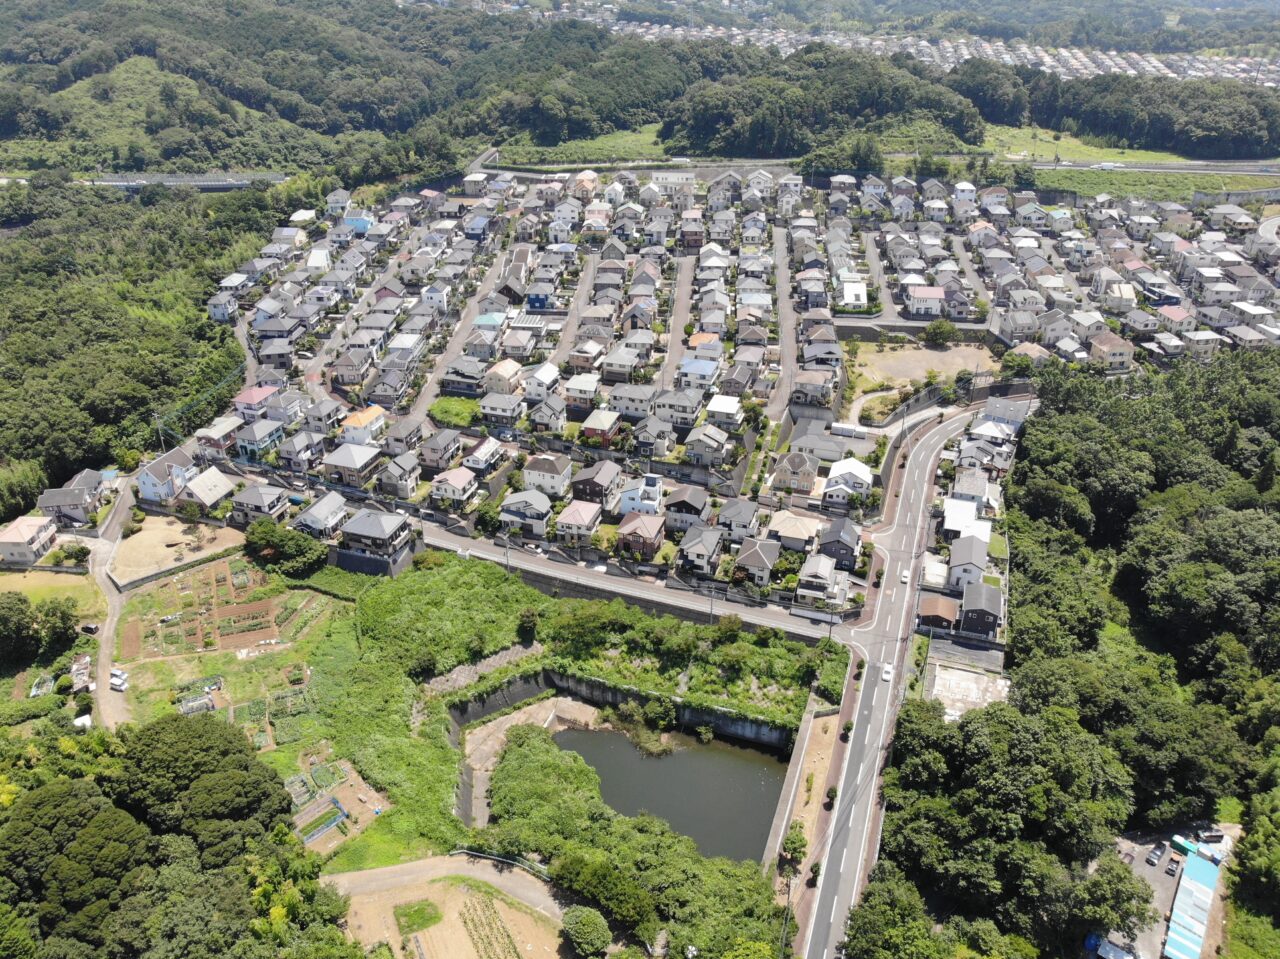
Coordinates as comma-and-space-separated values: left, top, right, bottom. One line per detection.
446, 667, 796, 749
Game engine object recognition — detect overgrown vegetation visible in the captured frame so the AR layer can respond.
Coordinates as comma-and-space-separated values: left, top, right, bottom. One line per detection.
484, 724, 784, 956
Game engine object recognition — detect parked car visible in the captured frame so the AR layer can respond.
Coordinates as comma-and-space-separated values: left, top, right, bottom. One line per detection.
1197, 828, 1225, 844
1145, 841, 1167, 866
80, 623, 100, 635
1166, 855, 1182, 877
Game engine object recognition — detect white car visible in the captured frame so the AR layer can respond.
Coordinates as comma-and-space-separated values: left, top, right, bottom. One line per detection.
881, 664, 893, 683
900, 569, 910, 585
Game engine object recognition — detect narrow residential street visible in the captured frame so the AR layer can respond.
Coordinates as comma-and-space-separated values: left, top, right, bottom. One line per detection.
659, 255, 695, 389
89, 482, 135, 730
413, 251, 510, 416
768, 224, 799, 421
549, 253, 598, 366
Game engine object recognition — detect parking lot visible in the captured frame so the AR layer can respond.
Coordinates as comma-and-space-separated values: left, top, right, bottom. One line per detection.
1115, 828, 1235, 959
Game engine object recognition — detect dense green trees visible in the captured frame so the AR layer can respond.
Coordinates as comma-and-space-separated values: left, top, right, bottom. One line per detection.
867, 353, 1280, 950
0, 713, 357, 959
0, 174, 338, 514
661, 45, 984, 158
561, 905, 612, 957
246, 519, 328, 577
0, 591, 79, 668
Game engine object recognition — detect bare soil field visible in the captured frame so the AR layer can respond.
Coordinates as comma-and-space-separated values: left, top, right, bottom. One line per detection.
856, 344, 995, 389
110, 516, 244, 582
341, 872, 565, 959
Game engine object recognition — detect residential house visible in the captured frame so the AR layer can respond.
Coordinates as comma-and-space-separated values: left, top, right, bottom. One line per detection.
278, 431, 327, 473
229, 485, 290, 528
818, 518, 862, 573
37, 469, 107, 528
379, 453, 422, 499
340, 406, 388, 446
463, 436, 505, 475
678, 525, 723, 578
480, 392, 526, 428
734, 537, 779, 588
819, 457, 875, 508
431, 466, 478, 508
0, 516, 57, 565
941, 525, 989, 588
500, 489, 553, 538
421, 429, 462, 471
664, 486, 711, 532
557, 499, 602, 547
293, 492, 349, 539
617, 511, 665, 561
618, 473, 663, 517
571, 460, 623, 511
774, 451, 820, 494
715, 498, 759, 544
523, 453, 573, 499
634, 416, 676, 458
174, 467, 235, 514
337, 509, 413, 575
653, 388, 703, 429
960, 581, 1002, 638
679, 423, 727, 468
322, 444, 383, 488
768, 510, 824, 553
795, 554, 849, 607
1089, 330, 1135, 371
137, 447, 200, 504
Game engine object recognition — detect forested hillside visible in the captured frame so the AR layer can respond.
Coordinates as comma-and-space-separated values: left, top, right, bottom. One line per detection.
0, 712, 359, 959
0, 173, 330, 495
848, 354, 1280, 957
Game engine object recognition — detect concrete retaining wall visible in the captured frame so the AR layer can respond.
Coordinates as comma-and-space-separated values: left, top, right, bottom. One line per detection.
446, 667, 795, 750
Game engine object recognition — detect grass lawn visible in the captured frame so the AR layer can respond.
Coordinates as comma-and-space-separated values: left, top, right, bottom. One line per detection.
981, 574, 1002, 588
497, 123, 668, 166
654, 539, 677, 566
428, 397, 478, 429
0, 570, 107, 620
988, 532, 1009, 561
394, 899, 444, 937
1034, 168, 1280, 202
982, 124, 1207, 165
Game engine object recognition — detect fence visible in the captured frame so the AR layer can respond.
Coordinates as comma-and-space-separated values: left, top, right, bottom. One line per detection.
448, 847, 551, 881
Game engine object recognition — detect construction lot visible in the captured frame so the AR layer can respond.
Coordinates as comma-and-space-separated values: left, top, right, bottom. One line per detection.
109, 515, 244, 582
855, 344, 996, 389
922, 637, 1010, 722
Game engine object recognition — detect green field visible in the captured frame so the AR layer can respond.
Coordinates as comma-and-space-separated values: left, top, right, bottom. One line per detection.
394, 899, 443, 937
1034, 168, 1280, 201
0, 570, 107, 620
981, 124, 1203, 165
496, 123, 668, 166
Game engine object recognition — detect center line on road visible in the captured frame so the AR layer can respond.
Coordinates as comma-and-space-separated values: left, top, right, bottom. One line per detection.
840, 845, 848, 870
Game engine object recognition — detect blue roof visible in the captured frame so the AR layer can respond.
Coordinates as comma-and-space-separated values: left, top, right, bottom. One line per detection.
1163, 853, 1220, 959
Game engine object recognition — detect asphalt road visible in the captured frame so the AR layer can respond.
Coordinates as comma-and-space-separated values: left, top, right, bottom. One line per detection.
803, 410, 971, 959
413, 251, 509, 416
659, 256, 695, 389
767, 225, 799, 421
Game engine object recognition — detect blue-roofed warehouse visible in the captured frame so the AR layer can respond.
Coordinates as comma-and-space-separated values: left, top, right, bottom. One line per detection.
1162, 849, 1220, 959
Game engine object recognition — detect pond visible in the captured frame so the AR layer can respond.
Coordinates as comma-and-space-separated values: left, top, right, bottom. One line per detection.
553, 727, 787, 862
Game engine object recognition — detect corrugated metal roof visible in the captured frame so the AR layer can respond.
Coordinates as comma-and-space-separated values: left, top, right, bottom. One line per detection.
1162, 852, 1220, 959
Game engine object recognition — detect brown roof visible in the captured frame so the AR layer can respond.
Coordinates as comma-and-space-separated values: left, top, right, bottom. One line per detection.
918, 595, 960, 620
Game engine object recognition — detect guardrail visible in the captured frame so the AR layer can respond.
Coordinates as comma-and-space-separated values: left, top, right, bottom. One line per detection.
448, 847, 550, 880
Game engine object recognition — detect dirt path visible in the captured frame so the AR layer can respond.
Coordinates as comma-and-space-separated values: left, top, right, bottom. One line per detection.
325, 854, 565, 926
462, 696, 598, 827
